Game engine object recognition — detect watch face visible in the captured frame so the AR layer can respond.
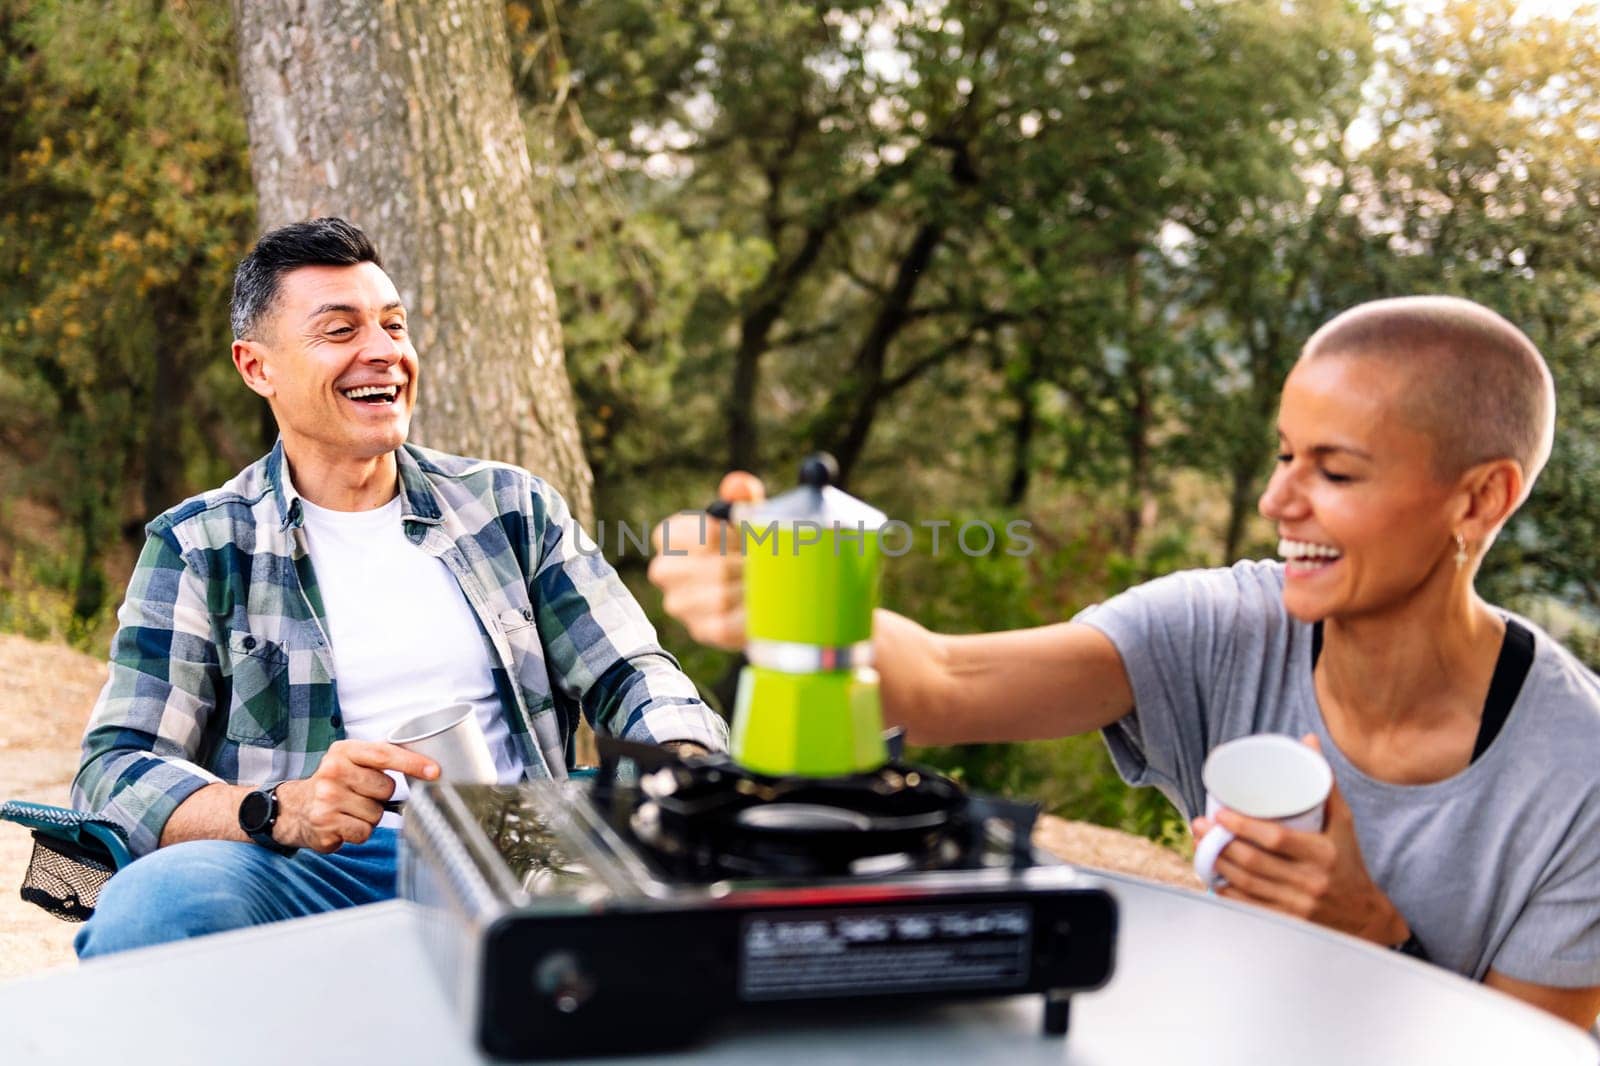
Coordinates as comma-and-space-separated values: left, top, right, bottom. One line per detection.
239, 789, 273, 834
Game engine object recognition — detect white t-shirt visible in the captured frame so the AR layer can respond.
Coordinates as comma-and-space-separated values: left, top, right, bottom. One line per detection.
298, 491, 524, 826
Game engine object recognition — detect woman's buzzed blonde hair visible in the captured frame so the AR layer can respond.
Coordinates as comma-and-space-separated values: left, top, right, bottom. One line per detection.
1300, 295, 1556, 502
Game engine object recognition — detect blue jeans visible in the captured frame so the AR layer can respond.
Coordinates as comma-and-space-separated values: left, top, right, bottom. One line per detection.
74, 829, 399, 959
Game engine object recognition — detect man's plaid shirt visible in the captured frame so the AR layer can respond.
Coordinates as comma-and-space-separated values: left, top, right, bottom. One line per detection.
73, 441, 727, 856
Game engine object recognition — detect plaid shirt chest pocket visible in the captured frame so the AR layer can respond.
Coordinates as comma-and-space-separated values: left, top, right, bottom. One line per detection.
497, 606, 556, 710
224, 631, 290, 747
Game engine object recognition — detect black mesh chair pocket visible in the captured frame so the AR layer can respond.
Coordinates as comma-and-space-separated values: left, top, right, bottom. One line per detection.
3, 799, 132, 922
20, 831, 117, 922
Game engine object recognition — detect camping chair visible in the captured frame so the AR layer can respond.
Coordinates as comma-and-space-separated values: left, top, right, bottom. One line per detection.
0, 800, 132, 922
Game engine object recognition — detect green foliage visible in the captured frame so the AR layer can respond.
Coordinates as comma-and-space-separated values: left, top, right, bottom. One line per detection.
542, 0, 1600, 838
880, 508, 1198, 841
1347, 0, 1600, 644
7, 0, 1600, 845
0, 547, 117, 650
511, 0, 1373, 525
878, 503, 1210, 635
881, 514, 1048, 634
506, 1, 779, 503
0, 0, 259, 622
915, 736, 1190, 850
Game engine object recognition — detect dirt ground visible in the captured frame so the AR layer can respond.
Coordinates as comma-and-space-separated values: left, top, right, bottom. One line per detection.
0, 633, 106, 981
0, 632, 1197, 984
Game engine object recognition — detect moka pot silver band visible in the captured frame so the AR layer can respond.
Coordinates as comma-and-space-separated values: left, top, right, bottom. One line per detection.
744, 638, 875, 675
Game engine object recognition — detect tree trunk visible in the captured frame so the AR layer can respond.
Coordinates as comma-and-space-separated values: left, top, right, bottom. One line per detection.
1122, 368, 1151, 557
1120, 261, 1151, 556
230, 0, 593, 526
1004, 345, 1041, 508
727, 218, 840, 474
1223, 459, 1257, 562
1224, 324, 1287, 562
729, 301, 778, 474
826, 222, 945, 485
144, 285, 195, 524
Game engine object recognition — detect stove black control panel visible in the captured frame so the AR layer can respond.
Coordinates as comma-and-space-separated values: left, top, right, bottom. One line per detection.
477, 888, 1116, 1059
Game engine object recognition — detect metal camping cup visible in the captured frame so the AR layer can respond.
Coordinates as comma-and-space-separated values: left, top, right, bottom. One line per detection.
387, 703, 498, 784
1192, 734, 1332, 890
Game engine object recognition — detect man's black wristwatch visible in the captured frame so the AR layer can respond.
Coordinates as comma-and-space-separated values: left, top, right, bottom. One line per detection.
238, 783, 297, 857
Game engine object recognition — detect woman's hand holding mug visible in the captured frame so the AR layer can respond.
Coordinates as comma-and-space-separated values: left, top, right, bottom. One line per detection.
1191, 733, 1332, 888
1193, 734, 1409, 945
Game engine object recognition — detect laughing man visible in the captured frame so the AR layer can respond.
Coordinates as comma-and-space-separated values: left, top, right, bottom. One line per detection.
71, 216, 726, 957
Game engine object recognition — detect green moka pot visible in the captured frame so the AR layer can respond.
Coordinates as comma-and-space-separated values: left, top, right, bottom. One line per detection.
730, 454, 889, 777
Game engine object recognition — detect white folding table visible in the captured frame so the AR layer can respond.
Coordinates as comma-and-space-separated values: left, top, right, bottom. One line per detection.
1, 868, 1592, 1065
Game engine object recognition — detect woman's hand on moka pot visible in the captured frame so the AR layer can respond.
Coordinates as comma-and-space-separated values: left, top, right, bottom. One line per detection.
649, 471, 765, 651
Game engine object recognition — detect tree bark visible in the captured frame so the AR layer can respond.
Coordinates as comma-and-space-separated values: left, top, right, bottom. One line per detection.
728, 217, 840, 473
726, 143, 941, 475
1122, 365, 1151, 556
1004, 347, 1040, 508
1120, 260, 1152, 556
822, 221, 946, 485
230, 0, 593, 526
144, 284, 196, 526
1222, 459, 1257, 562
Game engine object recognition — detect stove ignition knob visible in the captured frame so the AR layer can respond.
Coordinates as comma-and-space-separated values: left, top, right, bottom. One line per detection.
641, 767, 680, 798
535, 951, 595, 1015
631, 802, 663, 845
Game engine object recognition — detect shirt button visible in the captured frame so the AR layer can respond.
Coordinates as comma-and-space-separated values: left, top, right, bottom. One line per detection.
242, 636, 257, 651
330, 715, 343, 730
521, 608, 534, 621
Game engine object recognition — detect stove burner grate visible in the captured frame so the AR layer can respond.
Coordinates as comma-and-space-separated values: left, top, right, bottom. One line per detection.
593, 739, 1037, 881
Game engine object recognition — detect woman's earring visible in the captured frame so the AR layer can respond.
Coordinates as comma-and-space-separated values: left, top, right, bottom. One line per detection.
1454, 532, 1468, 569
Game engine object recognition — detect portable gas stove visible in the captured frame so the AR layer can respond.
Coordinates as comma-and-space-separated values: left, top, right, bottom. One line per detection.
399, 739, 1118, 1060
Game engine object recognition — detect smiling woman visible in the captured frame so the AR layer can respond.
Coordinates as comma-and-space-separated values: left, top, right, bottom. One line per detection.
1265, 355, 1493, 625
650, 295, 1600, 1029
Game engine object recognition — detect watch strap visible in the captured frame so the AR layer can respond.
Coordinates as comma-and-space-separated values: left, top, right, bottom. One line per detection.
1391, 930, 1430, 962
240, 783, 297, 857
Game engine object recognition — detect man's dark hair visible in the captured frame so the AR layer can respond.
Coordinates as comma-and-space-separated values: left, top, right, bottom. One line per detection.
230, 217, 382, 340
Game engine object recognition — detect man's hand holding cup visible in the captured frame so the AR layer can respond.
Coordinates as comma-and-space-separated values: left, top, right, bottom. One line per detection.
273, 740, 438, 854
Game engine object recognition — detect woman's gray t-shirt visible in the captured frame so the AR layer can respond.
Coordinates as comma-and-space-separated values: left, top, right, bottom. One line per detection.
1075, 559, 1600, 986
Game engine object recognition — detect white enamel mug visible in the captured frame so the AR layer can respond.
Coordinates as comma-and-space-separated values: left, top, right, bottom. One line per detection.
1192, 734, 1332, 890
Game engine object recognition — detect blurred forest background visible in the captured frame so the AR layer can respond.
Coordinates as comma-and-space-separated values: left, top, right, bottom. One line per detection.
3, 0, 1598, 846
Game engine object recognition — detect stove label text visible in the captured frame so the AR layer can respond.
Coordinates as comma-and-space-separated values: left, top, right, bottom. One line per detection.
739, 904, 1033, 1001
